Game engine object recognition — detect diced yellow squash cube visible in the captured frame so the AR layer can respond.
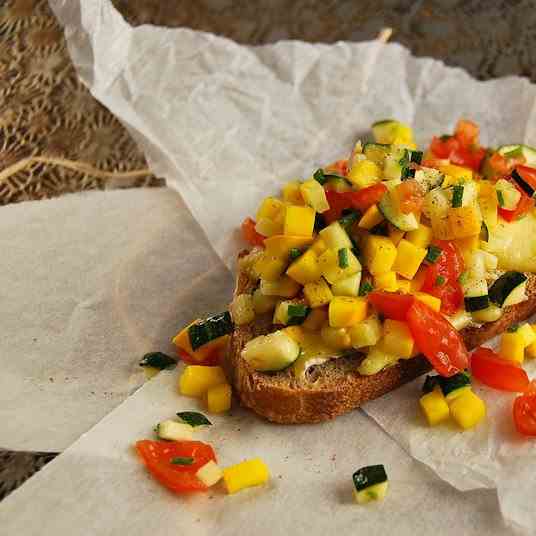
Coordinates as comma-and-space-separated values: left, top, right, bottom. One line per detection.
410, 268, 427, 292
206, 383, 232, 414
252, 288, 279, 314
526, 325, 536, 358
320, 323, 352, 350
478, 181, 498, 228
388, 225, 405, 246
256, 197, 285, 222
255, 217, 283, 237
447, 206, 482, 239
455, 235, 480, 260
392, 239, 427, 280
331, 272, 362, 297
413, 292, 441, 312
358, 204, 384, 230
281, 325, 306, 344
517, 323, 536, 348
319, 222, 353, 250
254, 253, 287, 281
373, 120, 414, 145
349, 315, 382, 348
286, 249, 321, 284
329, 296, 368, 328
431, 216, 455, 240
374, 271, 398, 292
310, 237, 328, 256
397, 279, 411, 293
347, 159, 382, 189
382, 319, 414, 358
318, 248, 361, 284
325, 177, 352, 192
282, 181, 305, 205
500, 332, 525, 364
263, 235, 314, 258
420, 388, 450, 426
260, 276, 301, 298
449, 389, 486, 430
406, 223, 433, 249
363, 236, 397, 275
302, 307, 328, 331
284, 205, 315, 237
304, 278, 333, 308
230, 293, 255, 325
179, 365, 227, 398
223, 458, 270, 494
300, 179, 329, 213
437, 164, 473, 183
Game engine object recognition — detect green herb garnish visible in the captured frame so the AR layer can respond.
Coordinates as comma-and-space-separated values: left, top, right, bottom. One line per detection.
287, 304, 310, 325
177, 411, 212, 427
359, 281, 373, 296
507, 324, 520, 333
289, 248, 302, 262
451, 184, 464, 208
435, 275, 446, 286
338, 248, 349, 268
497, 190, 505, 207
170, 456, 194, 465
139, 352, 176, 370
425, 245, 442, 264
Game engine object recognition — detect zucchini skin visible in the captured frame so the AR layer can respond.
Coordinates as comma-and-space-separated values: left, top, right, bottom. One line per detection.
464, 295, 490, 312
353, 464, 388, 491
488, 271, 528, 307
512, 169, 536, 197
189, 312, 234, 350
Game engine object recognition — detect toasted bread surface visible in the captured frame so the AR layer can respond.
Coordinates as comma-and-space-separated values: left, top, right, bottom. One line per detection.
225, 256, 536, 424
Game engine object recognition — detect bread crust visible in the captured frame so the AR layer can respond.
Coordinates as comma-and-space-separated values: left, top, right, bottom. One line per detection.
225, 256, 536, 424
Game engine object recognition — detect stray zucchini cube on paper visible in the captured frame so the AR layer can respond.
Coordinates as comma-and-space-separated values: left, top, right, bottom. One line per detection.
353, 465, 389, 504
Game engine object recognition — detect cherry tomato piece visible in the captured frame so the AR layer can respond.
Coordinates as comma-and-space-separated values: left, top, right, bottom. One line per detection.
471, 347, 529, 392
367, 291, 415, 321
513, 392, 536, 436
241, 217, 265, 247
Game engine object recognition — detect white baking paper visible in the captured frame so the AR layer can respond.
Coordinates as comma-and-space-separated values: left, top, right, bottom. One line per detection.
0, 188, 232, 451
44, 0, 536, 531
0, 365, 516, 536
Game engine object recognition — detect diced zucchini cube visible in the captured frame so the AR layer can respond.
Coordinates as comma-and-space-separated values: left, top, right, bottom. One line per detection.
318, 248, 361, 284
392, 239, 427, 280
252, 288, 279, 314
449, 389, 486, 430
223, 458, 270, 494
260, 276, 301, 298
321, 324, 352, 350
353, 482, 389, 504
373, 271, 398, 292
300, 179, 330, 213
319, 222, 353, 250
242, 330, 300, 371
331, 272, 362, 297
358, 345, 399, 375
517, 323, 536, 348
286, 248, 321, 284
284, 205, 315, 237
196, 460, 223, 487
358, 204, 384, 230
328, 297, 368, 328
363, 235, 397, 275
156, 420, 194, 441
349, 316, 382, 348
179, 366, 227, 398
419, 389, 450, 426
303, 278, 333, 308
347, 159, 382, 189
413, 292, 441, 312
206, 383, 232, 414
381, 319, 414, 358
499, 332, 525, 364
406, 223, 433, 248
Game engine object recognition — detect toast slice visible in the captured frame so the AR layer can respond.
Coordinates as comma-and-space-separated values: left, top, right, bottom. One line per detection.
225, 255, 536, 424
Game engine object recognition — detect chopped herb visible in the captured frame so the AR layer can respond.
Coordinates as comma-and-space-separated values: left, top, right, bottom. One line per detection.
458, 271, 469, 285
171, 456, 194, 465
451, 185, 464, 208
287, 304, 310, 325
338, 248, 349, 268
497, 190, 505, 207
339, 210, 359, 229
289, 248, 302, 262
139, 352, 176, 370
507, 324, 520, 333
177, 411, 212, 427
435, 275, 446, 286
359, 281, 373, 296
425, 245, 442, 264
313, 168, 327, 185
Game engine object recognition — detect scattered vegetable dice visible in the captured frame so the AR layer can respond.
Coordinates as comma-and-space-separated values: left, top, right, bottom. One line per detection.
223, 458, 270, 494
207, 383, 232, 414
419, 389, 450, 426
179, 366, 227, 398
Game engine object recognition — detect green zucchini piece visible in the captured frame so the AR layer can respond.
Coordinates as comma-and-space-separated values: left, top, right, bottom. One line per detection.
369, 220, 390, 236
471, 304, 503, 323
338, 210, 360, 230
338, 248, 349, 268
177, 411, 212, 427
363, 143, 391, 165
413, 167, 443, 192
464, 295, 490, 312
378, 191, 419, 231
188, 312, 234, 351
462, 276, 489, 311
139, 352, 176, 369
353, 465, 388, 503
498, 144, 536, 167
422, 375, 439, 394
439, 372, 471, 398
512, 168, 536, 197
314, 213, 327, 232
488, 271, 528, 307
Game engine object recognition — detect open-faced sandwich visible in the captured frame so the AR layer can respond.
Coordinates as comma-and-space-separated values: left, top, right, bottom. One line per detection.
173, 119, 536, 425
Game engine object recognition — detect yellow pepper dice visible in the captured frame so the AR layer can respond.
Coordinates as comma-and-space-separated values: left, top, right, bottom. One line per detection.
526, 325, 536, 358
223, 458, 270, 494
373, 271, 398, 292
382, 319, 414, 358
363, 235, 397, 275
413, 292, 441, 312
358, 204, 384, 230
300, 179, 330, 213
449, 389, 486, 430
303, 278, 333, 308
349, 316, 382, 348
500, 331, 525, 364
328, 297, 368, 328
447, 206, 482, 239
517, 323, 536, 348
347, 159, 382, 189
320, 323, 352, 350
406, 223, 433, 249
256, 196, 285, 221
286, 249, 321, 284
419, 388, 450, 426
388, 225, 405, 246
263, 235, 313, 258
284, 205, 315, 237
437, 164, 473, 183
254, 253, 287, 281
302, 307, 328, 331
206, 383, 232, 414
392, 239, 427, 280
282, 181, 305, 205
179, 366, 227, 398
260, 276, 301, 298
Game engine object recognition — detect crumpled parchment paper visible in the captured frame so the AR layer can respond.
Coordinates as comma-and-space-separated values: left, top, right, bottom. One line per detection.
40, 0, 536, 531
